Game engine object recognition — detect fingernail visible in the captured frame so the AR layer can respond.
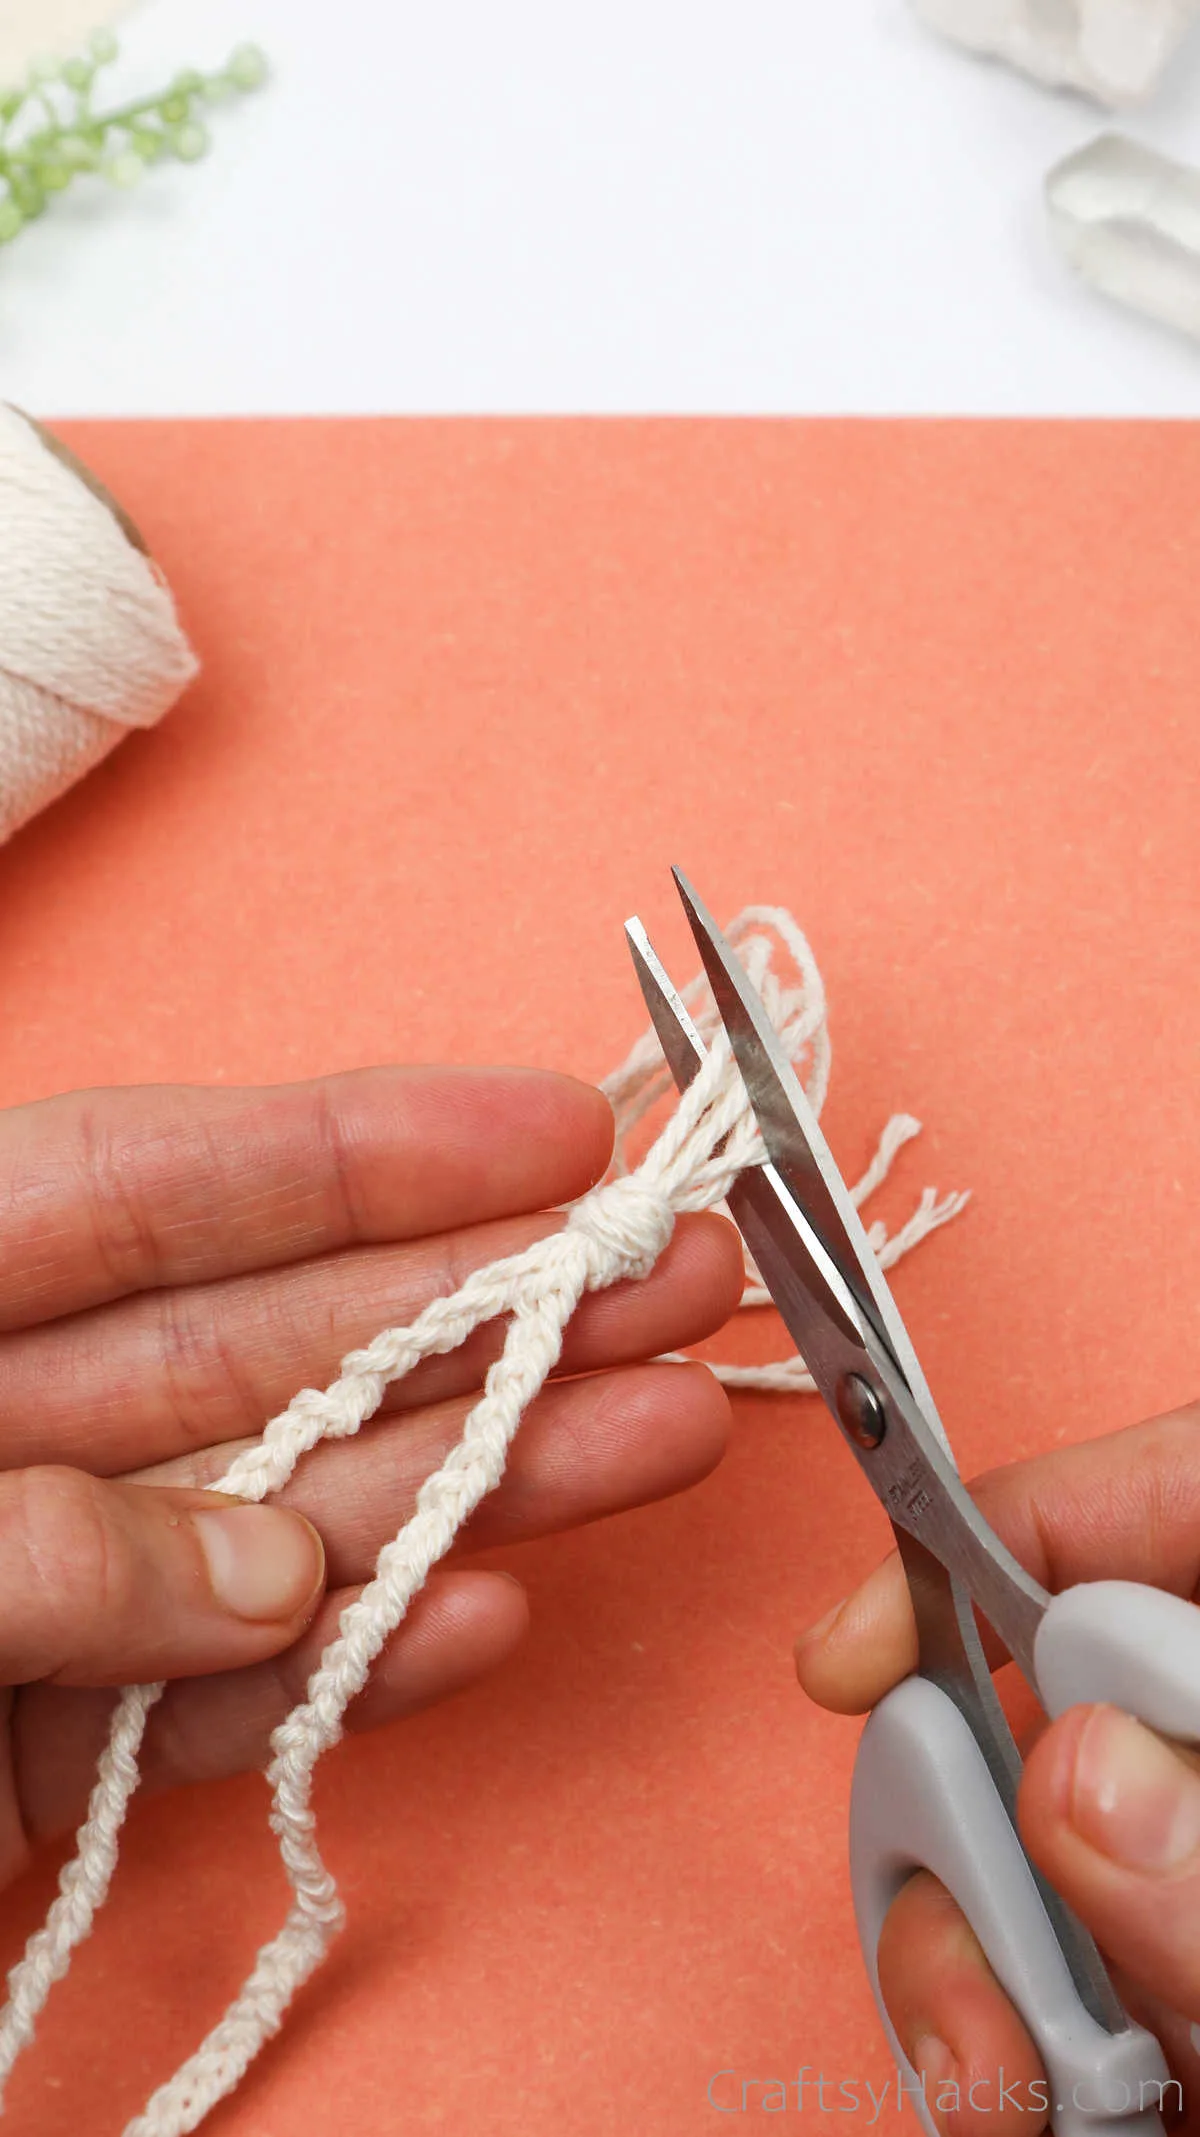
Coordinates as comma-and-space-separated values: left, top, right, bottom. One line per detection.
193, 1507, 324, 1623
911, 2034, 957, 2094
1068, 1705, 1200, 1874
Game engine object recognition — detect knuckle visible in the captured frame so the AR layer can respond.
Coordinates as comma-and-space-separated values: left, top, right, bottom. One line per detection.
307, 1083, 362, 1241
1138, 1404, 1200, 1485
439, 1214, 550, 1303
154, 1285, 265, 1447
435, 1225, 490, 1305
150, 1650, 298, 1794
71, 1099, 162, 1294
1074, 1408, 1200, 1572
0, 1468, 128, 1676
145, 1684, 228, 1790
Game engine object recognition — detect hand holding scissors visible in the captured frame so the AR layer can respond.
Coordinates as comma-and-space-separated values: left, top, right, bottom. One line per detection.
628, 872, 1200, 2137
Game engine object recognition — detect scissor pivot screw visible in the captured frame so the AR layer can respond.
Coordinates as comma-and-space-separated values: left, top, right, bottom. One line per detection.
836, 1374, 887, 1450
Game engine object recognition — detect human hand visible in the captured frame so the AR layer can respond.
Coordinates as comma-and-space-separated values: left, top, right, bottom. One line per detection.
0, 1067, 742, 1893
796, 1411, 1200, 2134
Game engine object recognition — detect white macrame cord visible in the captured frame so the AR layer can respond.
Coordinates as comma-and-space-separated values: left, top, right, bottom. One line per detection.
0, 907, 967, 2134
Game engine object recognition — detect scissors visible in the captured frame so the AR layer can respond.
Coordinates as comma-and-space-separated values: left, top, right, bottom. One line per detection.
627, 870, 1200, 2137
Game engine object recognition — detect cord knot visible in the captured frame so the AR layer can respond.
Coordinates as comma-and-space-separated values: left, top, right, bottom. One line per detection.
565, 1173, 676, 1285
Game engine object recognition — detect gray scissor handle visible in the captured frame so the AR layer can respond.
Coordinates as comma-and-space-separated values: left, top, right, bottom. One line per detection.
1037, 1580, 1200, 2064
1035, 1581, 1200, 1742
851, 1578, 1200, 2131
850, 1674, 1172, 2137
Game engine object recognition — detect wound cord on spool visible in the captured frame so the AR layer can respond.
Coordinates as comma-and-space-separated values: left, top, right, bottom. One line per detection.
0, 404, 197, 846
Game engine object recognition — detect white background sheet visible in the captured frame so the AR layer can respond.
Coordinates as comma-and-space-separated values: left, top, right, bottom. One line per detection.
2, 0, 1200, 416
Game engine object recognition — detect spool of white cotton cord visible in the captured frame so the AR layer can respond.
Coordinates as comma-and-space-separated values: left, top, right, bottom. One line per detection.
0, 404, 198, 845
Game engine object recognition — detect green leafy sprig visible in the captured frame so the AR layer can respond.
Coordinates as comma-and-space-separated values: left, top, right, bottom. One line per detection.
0, 32, 268, 245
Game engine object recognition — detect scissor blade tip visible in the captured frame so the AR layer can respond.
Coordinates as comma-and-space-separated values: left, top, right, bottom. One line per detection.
670, 867, 726, 958
624, 919, 662, 985
669, 866, 707, 922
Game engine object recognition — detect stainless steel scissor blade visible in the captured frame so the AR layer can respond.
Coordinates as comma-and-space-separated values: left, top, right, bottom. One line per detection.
626, 886, 1129, 2039
670, 868, 921, 1389
652, 875, 1052, 1691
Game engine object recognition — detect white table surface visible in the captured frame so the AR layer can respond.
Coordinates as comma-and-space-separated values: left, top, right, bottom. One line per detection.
3, 0, 1200, 417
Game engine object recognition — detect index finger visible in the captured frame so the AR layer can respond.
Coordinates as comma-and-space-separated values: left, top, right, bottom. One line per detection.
796, 1406, 1200, 1714
0, 1067, 614, 1331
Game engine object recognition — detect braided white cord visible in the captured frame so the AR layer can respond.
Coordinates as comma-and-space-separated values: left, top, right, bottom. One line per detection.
0, 908, 966, 2133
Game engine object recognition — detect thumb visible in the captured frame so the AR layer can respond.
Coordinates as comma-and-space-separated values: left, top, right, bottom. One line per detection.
1020, 1704, 1200, 2024
0, 1467, 324, 1686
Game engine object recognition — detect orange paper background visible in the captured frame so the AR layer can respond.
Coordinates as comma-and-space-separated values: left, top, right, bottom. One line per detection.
0, 419, 1197, 2133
